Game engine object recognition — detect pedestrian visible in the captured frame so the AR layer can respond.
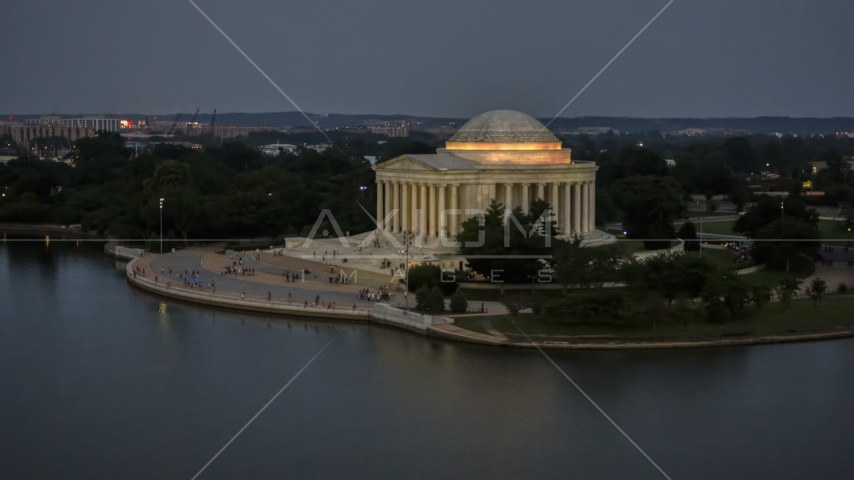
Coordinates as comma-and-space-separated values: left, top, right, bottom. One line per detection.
241, 291, 245, 300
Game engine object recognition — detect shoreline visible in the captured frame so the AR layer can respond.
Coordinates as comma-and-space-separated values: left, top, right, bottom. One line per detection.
123, 254, 854, 350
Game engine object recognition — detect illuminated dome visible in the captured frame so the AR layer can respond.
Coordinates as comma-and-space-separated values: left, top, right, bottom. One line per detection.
449, 110, 559, 143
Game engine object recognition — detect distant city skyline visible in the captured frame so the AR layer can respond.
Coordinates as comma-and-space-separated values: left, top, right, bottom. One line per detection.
3, 0, 853, 118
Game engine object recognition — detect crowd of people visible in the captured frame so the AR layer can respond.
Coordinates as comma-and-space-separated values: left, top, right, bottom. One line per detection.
725, 242, 750, 262
358, 288, 389, 302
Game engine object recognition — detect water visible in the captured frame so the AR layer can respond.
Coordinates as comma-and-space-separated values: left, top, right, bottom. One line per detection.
1, 239, 853, 479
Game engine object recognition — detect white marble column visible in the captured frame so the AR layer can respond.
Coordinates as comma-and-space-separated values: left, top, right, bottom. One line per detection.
562, 182, 571, 234
438, 184, 447, 239
504, 183, 512, 217
580, 182, 589, 233
521, 184, 529, 214
550, 183, 559, 229
573, 182, 581, 234
401, 182, 409, 233
384, 180, 392, 232
537, 183, 545, 201
376, 180, 383, 231
588, 180, 596, 232
392, 181, 400, 232
430, 184, 438, 237
450, 184, 459, 237
410, 183, 418, 235
419, 183, 427, 239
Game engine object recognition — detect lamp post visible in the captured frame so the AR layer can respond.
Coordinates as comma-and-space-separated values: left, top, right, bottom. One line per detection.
781, 201, 784, 220
159, 198, 164, 253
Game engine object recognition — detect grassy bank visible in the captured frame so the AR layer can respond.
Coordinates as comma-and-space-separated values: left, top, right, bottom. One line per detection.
453, 295, 854, 340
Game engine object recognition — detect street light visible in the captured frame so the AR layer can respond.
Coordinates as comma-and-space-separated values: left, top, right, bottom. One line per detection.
159, 198, 164, 253
781, 201, 784, 220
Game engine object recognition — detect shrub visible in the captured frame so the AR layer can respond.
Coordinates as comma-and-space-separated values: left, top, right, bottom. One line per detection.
545, 290, 627, 324
706, 301, 732, 323
449, 289, 468, 313
415, 285, 445, 313
407, 264, 457, 295
428, 286, 446, 314
750, 285, 772, 309
838, 283, 848, 294
415, 284, 432, 312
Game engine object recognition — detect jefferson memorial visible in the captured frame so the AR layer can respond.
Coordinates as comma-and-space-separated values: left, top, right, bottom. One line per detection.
373, 110, 613, 247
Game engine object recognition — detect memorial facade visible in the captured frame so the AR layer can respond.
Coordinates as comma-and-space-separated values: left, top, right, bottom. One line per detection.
373, 110, 610, 244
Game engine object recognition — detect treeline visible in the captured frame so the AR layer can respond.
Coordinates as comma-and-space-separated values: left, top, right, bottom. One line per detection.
0, 133, 437, 241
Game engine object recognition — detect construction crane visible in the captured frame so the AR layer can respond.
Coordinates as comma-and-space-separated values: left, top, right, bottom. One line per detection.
167, 113, 183, 136
188, 108, 200, 125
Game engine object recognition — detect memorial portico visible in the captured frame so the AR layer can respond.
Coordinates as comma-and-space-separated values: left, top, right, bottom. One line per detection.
372, 110, 612, 246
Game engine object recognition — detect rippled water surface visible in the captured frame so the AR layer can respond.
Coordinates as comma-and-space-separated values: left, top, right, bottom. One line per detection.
1, 239, 853, 479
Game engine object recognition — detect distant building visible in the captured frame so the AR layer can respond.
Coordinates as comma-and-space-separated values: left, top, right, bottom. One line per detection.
3, 122, 96, 149
423, 125, 459, 138
665, 158, 676, 167
64, 115, 121, 132
370, 125, 409, 137
289, 126, 319, 134
261, 143, 297, 156
304, 144, 330, 153
555, 127, 617, 136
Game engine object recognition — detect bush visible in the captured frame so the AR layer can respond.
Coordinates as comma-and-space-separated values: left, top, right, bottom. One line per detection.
449, 289, 468, 313
750, 285, 772, 309
545, 290, 627, 323
407, 264, 457, 295
416, 284, 445, 314
428, 286, 445, 314
838, 283, 848, 294
706, 301, 732, 323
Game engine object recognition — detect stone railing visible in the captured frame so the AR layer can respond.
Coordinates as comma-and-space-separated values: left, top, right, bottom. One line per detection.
370, 303, 453, 332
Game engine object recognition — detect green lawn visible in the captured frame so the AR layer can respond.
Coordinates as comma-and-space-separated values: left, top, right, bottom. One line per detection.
695, 220, 739, 236
456, 295, 854, 340
690, 247, 755, 271
818, 219, 853, 247
684, 211, 739, 218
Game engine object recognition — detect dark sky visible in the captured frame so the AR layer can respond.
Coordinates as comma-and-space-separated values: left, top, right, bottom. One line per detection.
3, 0, 852, 118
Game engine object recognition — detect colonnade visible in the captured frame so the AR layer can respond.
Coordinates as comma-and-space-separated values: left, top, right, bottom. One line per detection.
376, 179, 596, 238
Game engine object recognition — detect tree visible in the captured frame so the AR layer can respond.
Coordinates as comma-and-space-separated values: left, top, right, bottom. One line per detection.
805, 278, 827, 307
701, 269, 749, 321
449, 289, 468, 313
407, 264, 457, 295
428, 286, 445, 313
735, 196, 818, 236
627, 253, 717, 306
611, 176, 686, 250
415, 285, 445, 314
735, 197, 820, 271
750, 219, 821, 271
749, 285, 772, 309
553, 236, 627, 292
773, 278, 801, 310
415, 284, 432, 312
677, 221, 700, 251
457, 200, 556, 284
